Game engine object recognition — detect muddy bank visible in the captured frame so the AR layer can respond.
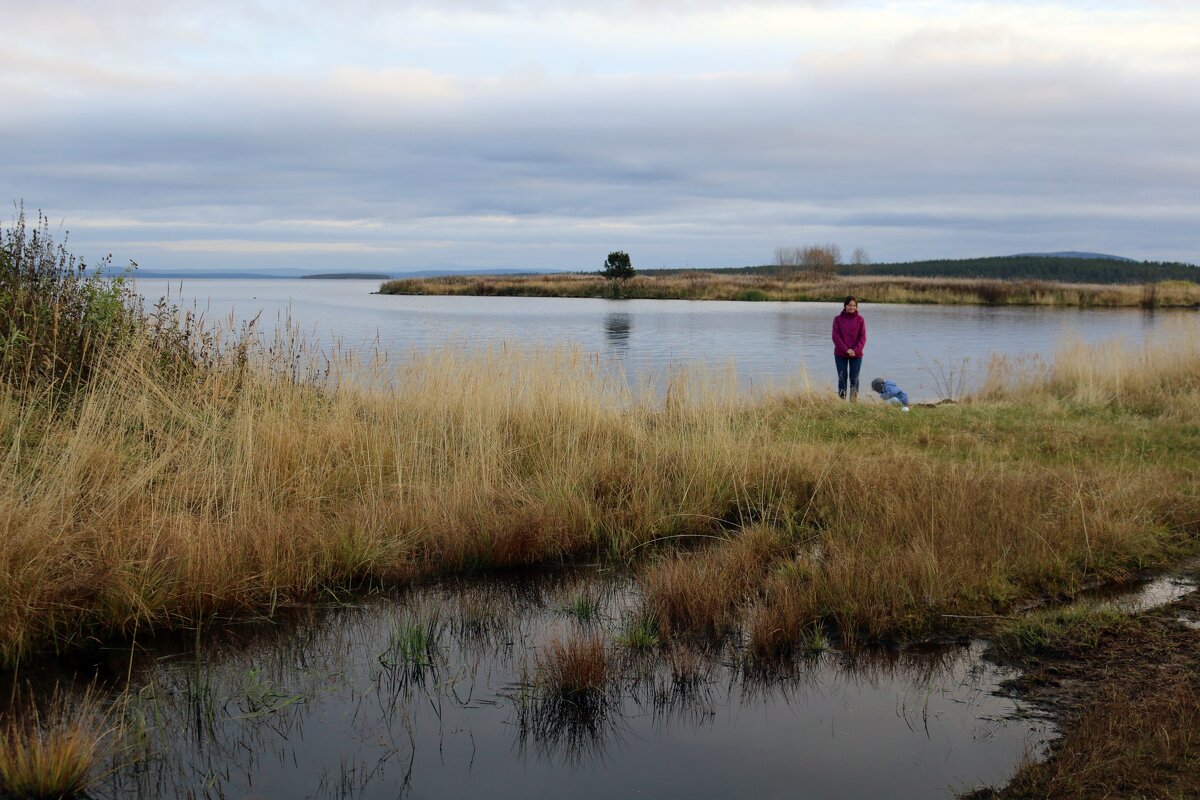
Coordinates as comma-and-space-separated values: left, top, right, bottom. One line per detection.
974, 588, 1200, 799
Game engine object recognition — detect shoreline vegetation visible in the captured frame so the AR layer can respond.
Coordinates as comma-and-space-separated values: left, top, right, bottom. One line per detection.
977, 594, 1200, 798
378, 270, 1200, 308
3, 215, 1200, 795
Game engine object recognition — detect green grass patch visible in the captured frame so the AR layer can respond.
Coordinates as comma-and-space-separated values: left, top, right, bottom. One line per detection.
380, 612, 445, 669
616, 613, 660, 649
559, 592, 601, 623
992, 603, 1130, 661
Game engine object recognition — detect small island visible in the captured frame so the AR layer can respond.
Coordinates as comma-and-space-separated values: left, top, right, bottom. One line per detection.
302, 272, 394, 280
380, 253, 1200, 308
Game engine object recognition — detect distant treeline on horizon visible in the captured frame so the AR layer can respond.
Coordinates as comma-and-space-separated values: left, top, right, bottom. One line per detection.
644, 255, 1199, 284
130, 256, 1198, 284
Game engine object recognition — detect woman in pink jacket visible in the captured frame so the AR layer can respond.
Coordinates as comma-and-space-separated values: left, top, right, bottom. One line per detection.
832, 296, 866, 400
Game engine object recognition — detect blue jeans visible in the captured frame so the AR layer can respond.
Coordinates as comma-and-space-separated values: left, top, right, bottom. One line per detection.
835, 355, 862, 398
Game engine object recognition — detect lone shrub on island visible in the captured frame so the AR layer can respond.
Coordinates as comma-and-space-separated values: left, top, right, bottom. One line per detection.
601, 251, 635, 282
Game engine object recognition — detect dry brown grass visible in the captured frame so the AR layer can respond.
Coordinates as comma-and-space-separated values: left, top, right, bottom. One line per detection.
535, 635, 612, 697
380, 271, 1200, 308
811, 456, 1185, 639
0, 338, 780, 663
2, 313, 1198, 664
746, 565, 823, 659
0, 686, 111, 799
664, 449, 1192, 650
977, 316, 1200, 418
640, 523, 794, 638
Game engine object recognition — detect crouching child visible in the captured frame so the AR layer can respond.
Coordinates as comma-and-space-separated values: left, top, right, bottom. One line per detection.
870, 378, 909, 411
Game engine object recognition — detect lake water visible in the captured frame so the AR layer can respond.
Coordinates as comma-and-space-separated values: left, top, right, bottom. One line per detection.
133, 278, 1192, 402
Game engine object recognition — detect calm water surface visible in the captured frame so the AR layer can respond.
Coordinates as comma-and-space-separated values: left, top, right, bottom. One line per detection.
134, 278, 1191, 401
64, 568, 1050, 799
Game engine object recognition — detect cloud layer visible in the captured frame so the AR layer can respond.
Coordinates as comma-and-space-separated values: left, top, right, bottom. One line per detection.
3, 0, 1198, 270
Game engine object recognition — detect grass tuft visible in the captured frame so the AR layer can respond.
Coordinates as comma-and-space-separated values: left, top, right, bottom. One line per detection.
535, 636, 612, 699
380, 611, 444, 670
0, 686, 111, 800
616, 613, 660, 650
640, 524, 793, 639
559, 591, 601, 623
992, 603, 1129, 661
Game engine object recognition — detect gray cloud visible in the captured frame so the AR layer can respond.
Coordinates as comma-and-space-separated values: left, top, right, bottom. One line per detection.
3, 1, 1198, 269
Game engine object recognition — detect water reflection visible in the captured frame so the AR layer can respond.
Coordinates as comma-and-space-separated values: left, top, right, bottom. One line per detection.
1, 567, 1054, 799
603, 311, 632, 356
513, 683, 628, 768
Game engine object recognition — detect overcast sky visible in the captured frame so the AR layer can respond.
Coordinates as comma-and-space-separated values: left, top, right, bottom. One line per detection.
3, 0, 1198, 272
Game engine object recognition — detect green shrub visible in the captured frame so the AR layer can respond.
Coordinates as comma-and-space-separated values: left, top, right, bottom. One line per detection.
0, 207, 215, 401
1, 208, 140, 396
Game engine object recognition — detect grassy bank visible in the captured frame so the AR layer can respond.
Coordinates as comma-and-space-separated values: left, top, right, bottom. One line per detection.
378, 271, 1200, 308
3, 318, 1199, 665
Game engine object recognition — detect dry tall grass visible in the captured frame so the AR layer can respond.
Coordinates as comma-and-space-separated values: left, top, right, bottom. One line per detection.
0, 336, 774, 662
641, 523, 794, 638
0, 686, 111, 799
977, 316, 1200, 417
535, 636, 612, 698
2, 308, 1198, 663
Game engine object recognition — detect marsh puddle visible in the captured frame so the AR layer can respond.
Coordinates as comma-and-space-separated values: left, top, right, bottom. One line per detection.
1122, 577, 1200, 633
1077, 566, 1200, 616
1107, 572, 1200, 615
21, 568, 1051, 799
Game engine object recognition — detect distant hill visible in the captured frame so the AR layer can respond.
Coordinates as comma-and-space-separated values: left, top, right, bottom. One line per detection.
126, 269, 303, 280
840, 255, 1196, 283
645, 255, 1197, 284
304, 268, 566, 279
301, 272, 393, 280
394, 268, 562, 278
1012, 251, 1137, 262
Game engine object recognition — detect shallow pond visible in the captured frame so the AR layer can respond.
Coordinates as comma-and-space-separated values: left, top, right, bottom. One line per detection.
18, 567, 1054, 799
133, 278, 1194, 402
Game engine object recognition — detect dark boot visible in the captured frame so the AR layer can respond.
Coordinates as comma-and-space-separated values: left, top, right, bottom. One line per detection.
849, 389, 858, 402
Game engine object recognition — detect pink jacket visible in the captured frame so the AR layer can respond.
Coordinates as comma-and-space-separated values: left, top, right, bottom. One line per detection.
832, 311, 866, 358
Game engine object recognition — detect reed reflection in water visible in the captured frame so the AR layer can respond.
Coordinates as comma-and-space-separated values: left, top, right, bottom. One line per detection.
24, 567, 1053, 799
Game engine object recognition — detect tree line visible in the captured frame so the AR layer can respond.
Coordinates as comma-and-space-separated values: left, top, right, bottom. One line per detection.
641, 251, 1198, 285
837, 255, 1200, 283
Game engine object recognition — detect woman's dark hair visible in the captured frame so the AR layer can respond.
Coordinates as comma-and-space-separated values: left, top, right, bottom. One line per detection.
843, 295, 858, 308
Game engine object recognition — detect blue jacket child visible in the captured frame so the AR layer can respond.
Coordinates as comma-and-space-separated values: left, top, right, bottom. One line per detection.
870, 378, 909, 410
